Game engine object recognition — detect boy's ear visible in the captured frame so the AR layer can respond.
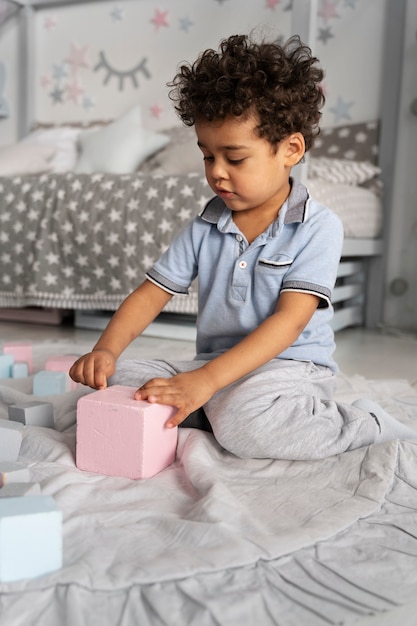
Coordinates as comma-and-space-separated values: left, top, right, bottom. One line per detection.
284, 133, 305, 166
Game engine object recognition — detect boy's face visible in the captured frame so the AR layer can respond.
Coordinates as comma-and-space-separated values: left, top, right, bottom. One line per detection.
195, 114, 304, 218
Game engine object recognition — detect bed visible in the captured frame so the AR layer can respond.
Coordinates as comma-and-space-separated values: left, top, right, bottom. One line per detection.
0, 117, 384, 334
1, 338, 417, 626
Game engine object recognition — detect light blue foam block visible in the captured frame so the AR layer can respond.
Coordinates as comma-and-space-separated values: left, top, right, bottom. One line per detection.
0, 354, 13, 378
33, 371, 67, 396
11, 362, 29, 379
0, 496, 62, 582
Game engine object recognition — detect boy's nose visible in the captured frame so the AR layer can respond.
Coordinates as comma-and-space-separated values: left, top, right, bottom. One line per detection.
210, 160, 228, 181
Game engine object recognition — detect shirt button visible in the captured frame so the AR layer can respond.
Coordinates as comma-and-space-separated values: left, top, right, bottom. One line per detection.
236, 235, 243, 242
239, 260, 247, 269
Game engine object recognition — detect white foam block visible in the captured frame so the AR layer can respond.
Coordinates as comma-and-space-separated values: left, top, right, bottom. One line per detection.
0, 462, 30, 487
0, 418, 24, 462
8, 401, 54, 428
0, 496, 62, 582
0, 482, 41, 497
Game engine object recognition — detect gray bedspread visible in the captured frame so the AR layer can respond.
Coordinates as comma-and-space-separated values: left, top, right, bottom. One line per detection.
0, 173, 210, 310
1, 340, 417, 626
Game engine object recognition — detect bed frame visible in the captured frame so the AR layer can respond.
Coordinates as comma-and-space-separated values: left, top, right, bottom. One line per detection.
5, 0, 404, 334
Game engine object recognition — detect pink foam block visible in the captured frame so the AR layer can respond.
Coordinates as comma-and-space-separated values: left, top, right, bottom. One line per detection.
76, 385, 178, 479
45, 355, 79, 390
2, 342, 32, 374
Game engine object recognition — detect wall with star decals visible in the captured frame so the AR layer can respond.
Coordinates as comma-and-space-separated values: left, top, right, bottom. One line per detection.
0, 0, 387, 141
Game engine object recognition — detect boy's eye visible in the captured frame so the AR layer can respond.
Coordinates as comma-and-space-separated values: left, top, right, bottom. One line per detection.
227, 158, 245, 165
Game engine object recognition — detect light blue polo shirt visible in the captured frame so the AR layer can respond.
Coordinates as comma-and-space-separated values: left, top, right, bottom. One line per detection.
146, 180, 344, 372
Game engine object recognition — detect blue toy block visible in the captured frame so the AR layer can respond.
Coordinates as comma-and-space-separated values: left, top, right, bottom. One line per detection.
0, 496, 62, 582
0, 354, 13, 378
8, 401, 54, 428
33, 371, 67, 396
11, 362, 29, 379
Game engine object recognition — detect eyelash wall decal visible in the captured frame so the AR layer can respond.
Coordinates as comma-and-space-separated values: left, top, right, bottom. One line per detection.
94, 51, 151, 91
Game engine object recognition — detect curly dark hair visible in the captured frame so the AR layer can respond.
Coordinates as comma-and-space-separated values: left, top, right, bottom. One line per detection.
168, 34, 325, 151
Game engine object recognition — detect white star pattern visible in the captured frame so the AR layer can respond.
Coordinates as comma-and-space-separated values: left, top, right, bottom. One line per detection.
79, 277, 91, 289
44, 272, 58, 286
125, 266, 137, 280
142, 209, 154, 222
125, 221, 137, 234
127, 199, 140, 211
45, 252, 59, 265
146, 187, 158, 200
140, 232, 154, 245
75, 233, 88, 245
162, 197, 175, 211
125, 244, 136, 257
93, 267, 105, 279
106, 232, 120, 245
158, 219, 173, 234
109, 208, 122, 222
178, 208, 192, 221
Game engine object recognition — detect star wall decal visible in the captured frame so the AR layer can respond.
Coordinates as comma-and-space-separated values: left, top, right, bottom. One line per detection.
179, 16, 193, 32
318, 0, 340, 23
82, 95, 95, 110
50, 86, 65, 104
318, 26, 334, 44
52, 63, 69, 81
150, 103, 163, 118
151, 9, 169, 31
44, 15, 56, 30
110, 6, 125, 21
329, 96, 354, 123
266, 0, 281, 9
66, 43, 90, 72
40, 75, 52, 89
66, 79, 84, 104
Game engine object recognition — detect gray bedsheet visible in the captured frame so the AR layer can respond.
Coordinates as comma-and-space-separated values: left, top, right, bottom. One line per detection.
0, 172, 210, 310
0, 341, 417, 625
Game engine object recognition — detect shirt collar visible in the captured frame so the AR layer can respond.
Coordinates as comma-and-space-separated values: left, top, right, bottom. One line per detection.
200, 178, 310, 228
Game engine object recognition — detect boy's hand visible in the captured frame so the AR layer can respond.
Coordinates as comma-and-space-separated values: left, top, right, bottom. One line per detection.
134, 368, 217, 428
69, 349, 116, 390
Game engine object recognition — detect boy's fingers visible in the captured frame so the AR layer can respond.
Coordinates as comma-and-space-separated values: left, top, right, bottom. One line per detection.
166, 410, 187, 429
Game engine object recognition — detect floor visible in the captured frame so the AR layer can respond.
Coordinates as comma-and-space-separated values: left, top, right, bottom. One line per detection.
0, 317, 416, 387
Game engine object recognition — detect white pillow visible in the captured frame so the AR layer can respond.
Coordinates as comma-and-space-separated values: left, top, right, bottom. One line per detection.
146, 135, 203, 175
0, 143, 56, 176
74, 106, 170, 174
23, 126, 82, 172
308, 157, 381, 186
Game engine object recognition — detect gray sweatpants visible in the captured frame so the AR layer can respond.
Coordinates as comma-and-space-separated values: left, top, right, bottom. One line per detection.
109, 358, 378, 461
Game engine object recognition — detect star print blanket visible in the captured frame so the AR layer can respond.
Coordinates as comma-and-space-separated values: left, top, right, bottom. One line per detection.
0, 172, 209, 311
